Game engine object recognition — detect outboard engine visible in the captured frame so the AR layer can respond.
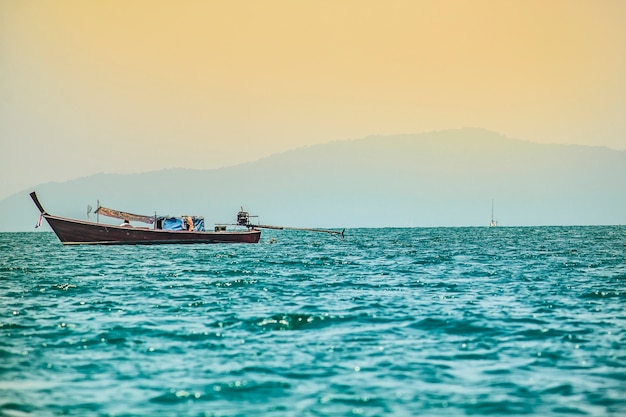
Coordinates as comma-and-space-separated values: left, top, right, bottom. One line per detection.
237, 210, 250, 227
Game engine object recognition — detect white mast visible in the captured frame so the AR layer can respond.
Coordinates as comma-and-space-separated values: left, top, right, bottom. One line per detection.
490, 199, 498, 227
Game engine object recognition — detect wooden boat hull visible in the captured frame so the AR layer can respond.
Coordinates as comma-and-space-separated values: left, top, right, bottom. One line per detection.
30, 192, 261, 245
43, 214, 261, 245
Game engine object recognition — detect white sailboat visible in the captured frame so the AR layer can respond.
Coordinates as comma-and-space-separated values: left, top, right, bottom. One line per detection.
490, 199, 498, 227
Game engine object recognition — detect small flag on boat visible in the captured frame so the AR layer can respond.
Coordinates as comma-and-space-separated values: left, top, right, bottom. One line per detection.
35, 214, 43, 229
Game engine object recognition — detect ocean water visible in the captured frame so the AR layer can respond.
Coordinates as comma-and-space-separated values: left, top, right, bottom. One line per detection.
1, 227, 625, 417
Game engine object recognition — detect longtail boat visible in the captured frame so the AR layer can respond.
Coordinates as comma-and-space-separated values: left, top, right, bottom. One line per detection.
30, 192, 261, 245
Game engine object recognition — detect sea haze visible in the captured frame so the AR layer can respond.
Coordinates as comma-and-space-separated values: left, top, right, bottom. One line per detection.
1, 128, 625, 231
1, 226, 625, 416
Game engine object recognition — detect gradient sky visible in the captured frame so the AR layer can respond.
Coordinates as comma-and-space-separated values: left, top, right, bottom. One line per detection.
1, 0, 625, 200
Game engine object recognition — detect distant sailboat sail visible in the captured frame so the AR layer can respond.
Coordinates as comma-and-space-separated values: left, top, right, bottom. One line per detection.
490, 199, 498, 227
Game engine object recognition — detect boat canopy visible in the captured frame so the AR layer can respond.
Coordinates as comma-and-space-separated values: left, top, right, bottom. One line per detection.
95, 205, 205, 231
95, 206, 154, 224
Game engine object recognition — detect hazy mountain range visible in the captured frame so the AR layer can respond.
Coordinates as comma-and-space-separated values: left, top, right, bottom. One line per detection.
1, 128, 625, 232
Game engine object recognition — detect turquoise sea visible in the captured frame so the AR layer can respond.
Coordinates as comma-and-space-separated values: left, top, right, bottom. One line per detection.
1, 227, 625, 416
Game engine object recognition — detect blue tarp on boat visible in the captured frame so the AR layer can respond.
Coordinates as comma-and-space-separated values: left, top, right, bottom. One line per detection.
159, 216, 205, 232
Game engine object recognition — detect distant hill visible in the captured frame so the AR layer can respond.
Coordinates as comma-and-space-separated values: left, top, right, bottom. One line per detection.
1, 128, 625, 232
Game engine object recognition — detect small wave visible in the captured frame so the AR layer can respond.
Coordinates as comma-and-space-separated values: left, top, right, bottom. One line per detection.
594, 371, 626, 382
0, 402, 37, 415
210, 278, 258, 288
52, 283, 77, 291
150, 388, 206, 404
452, 351, 500, 361
515, 328, 569, 341
579, 290, 624, 299
561, 333, 590, 344
466, 399, 533, 415
320, 394, 390, 413
0, 349, 14, 359
252, 313, 353, 332
542, 384, 574, 395
551, 406, 588, 415
0, 323, 33, 331
96, 328, 129, 346
150, 380, 292, 404
409, 317, 501, 337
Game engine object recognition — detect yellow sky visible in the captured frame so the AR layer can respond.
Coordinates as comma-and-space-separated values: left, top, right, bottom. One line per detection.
1, 0, 625, 198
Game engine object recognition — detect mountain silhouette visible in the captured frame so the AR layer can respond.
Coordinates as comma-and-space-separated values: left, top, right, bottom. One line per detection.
1, 128, 625, 231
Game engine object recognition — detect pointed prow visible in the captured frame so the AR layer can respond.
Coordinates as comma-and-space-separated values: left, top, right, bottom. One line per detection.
30, 192, 47, 215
